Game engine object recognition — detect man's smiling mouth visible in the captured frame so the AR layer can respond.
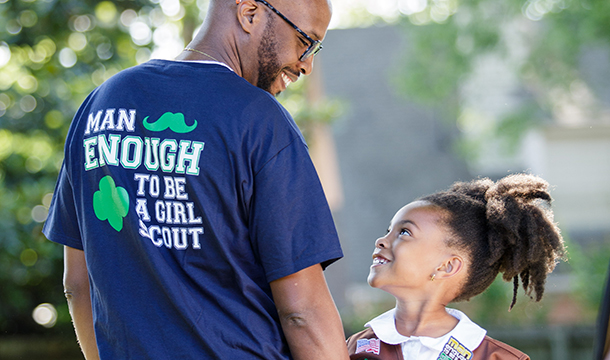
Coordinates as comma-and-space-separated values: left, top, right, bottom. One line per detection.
281, 72, 293, 88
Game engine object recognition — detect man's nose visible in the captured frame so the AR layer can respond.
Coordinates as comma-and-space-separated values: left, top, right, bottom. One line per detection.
298, 55, 314, 76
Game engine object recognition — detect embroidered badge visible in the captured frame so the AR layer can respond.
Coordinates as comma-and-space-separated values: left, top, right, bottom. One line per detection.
355, 338, 381, 355
437, 336, 473, 360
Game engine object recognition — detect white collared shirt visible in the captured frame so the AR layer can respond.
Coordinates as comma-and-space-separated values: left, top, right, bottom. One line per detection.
366, 308, 487, 360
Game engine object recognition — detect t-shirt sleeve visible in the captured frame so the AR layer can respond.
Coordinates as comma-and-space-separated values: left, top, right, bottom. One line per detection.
249, 139, 343, 283
42, 162, 84, 250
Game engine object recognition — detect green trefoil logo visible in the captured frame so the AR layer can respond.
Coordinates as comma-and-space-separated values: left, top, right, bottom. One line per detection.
143, 112, 197, 133
93, 176, 129, 232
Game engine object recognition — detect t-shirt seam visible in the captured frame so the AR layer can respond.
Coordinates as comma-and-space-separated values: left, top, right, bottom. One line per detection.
43, 228, 83, 250
146, 58, 235, 74
252, 137, 300, 178
243, 92, 306, 177
265, 249, 343, 283
266, 95, 307, 147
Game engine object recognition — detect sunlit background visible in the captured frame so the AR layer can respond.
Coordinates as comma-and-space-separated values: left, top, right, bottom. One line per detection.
1, 0, 609, 359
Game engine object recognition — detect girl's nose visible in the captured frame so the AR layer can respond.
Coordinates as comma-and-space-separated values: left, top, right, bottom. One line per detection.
375, 235, 388, 248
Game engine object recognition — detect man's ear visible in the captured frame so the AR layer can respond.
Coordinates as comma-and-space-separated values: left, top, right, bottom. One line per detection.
236, 0, 263, 34
437, 256, 464, 279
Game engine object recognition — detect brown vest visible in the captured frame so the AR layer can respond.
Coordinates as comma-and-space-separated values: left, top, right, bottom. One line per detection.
346, 328, 530, 360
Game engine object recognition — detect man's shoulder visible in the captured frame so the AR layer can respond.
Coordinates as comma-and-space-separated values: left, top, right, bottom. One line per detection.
102, 59, 241, 87
90, 59, 277, 111
473, 335, 530, 360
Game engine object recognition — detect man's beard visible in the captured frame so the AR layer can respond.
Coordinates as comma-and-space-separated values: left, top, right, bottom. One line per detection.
256, 17, 282, 95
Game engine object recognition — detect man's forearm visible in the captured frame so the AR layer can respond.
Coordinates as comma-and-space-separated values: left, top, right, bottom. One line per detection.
271, 264, 349, 360
278, 296, 348, 359
65, 287, 99, 360
64, 246, 100, 360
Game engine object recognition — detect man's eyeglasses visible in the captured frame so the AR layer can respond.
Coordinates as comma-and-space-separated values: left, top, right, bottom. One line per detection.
254, 0, 323, 61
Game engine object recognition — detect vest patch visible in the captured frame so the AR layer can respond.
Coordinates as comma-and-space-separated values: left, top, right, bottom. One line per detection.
438, 336, 473, 360
356, 338, 381, 355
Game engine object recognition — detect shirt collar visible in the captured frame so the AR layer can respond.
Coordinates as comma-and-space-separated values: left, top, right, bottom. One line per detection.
159, 58, 236, 73
366, 308, 408, 345
366, 308, 487, 353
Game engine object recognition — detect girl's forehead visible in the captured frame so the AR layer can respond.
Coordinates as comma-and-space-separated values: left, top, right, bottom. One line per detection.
391, 201, 444, 226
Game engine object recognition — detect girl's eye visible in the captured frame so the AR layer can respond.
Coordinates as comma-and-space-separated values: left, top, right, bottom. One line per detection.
399, 228, 411, 236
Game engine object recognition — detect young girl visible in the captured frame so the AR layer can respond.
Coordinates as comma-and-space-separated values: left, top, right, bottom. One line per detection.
347, 174, 566, 360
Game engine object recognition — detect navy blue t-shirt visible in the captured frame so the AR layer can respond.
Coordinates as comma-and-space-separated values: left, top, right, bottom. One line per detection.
43, 59, 343, 359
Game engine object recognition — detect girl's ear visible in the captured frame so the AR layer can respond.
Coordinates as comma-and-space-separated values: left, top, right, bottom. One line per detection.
436, 256, 464, 279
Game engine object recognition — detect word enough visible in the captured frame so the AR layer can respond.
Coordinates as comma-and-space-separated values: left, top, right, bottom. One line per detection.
83, 135, 205, 176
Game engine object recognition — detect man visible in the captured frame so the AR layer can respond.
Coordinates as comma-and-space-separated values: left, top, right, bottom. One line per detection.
43, 0, 349, 358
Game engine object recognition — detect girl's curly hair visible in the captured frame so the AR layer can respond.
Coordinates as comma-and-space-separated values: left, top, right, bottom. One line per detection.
420, 174, 566, 310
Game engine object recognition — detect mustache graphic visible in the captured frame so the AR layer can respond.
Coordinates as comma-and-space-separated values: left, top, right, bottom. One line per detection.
143, 112, 198, 133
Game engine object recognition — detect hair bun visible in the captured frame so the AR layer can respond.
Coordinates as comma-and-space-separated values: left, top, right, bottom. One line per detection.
485, 173, 552, 205
483, 174, 564, 309
449, 178, 494, 205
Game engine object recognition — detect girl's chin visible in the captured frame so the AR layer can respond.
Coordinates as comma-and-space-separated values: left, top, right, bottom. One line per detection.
367, 275, 379, 288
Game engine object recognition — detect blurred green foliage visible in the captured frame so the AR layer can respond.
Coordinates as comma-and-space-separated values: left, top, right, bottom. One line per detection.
565, 236, 610, 314
278, 78, 345, 140
392, 0, 610, 159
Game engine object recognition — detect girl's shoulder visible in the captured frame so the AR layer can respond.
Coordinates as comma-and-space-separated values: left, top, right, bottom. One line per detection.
472, 336, 530, 360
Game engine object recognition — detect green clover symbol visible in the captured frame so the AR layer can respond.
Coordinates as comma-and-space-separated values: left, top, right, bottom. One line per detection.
93, 176, 129, 232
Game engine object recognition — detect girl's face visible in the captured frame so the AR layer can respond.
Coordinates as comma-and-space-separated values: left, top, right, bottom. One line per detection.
367, 201, 455, 296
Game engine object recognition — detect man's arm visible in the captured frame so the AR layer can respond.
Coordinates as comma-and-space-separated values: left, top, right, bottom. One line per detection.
63, 246, 100, 360
270, 264, 349, 360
